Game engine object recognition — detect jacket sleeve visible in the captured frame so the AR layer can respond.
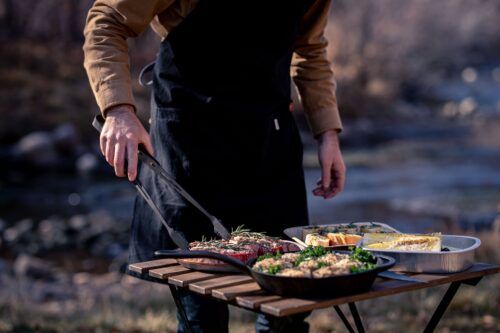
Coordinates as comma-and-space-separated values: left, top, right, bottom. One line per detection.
83, 0, 173, 114
292, 0, 342, 136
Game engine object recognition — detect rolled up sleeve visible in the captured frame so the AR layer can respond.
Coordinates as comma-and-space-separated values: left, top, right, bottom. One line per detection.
292, 0, 342, 136
83, 0, 172, 114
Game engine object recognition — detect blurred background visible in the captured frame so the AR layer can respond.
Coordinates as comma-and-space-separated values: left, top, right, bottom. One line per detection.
0, 0, 499, 332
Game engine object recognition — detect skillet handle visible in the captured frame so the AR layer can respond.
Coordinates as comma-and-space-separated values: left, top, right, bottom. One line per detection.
155, 249, 252, 275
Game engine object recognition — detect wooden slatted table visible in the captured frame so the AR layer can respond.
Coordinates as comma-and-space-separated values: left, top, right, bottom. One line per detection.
128, 260, 500, 333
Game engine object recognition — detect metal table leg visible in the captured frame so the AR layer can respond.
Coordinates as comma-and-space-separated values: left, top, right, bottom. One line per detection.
169, 285, 193, 333
332, 303, 366, 333
423, 277, 482, 333
348, 302, 366, 333
333, 305, 356, 333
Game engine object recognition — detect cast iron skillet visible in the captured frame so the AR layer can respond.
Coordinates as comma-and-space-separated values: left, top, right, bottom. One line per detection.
155, 249, 395, 298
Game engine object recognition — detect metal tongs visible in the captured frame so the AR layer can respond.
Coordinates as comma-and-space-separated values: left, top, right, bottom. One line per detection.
92, 115, 231, 249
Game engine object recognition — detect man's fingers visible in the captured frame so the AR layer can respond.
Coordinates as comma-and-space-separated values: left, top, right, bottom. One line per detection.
313, 189, 325, 197
141, 133, 154, 156
100, 108, 149, 180
335, 167, 346, 193
126, 142, 138, 181
100, 135, 107, 156
105, 138, 115, 166
325, 186, 339, 199
324, 167, 345, 199
321, 163, 331, 189
114, 141, 125, 177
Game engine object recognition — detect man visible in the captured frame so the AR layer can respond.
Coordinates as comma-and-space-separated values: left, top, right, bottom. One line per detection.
83, 0, 345, 332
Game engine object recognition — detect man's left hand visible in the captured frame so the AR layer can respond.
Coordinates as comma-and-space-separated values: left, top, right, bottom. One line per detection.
313, 130, 346, 199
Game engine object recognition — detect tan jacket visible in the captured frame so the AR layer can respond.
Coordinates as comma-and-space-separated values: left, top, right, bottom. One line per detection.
83, 0, 342, 135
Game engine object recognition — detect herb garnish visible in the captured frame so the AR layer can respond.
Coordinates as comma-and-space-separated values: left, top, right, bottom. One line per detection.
267, 264, 282, 275
349, 247, 377, 273
350, 262, 376, 273
316, 261, 329, 269
231, 225, 279, 240
257, 250, 282, 262
350, 246, 375, 263
293, 246, 328, 266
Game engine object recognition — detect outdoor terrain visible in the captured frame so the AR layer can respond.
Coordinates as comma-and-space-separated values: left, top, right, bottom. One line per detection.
0, 0, 499, 332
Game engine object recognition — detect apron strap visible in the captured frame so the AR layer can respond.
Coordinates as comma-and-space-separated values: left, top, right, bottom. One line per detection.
139, 61, 156, 87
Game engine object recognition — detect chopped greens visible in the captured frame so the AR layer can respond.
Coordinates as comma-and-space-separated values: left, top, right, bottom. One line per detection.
257, 253, 274, 261
350, 246, 376, 263
350, 262, 376, 273
293, 246, 328, 266
257, 250, 281, 262
316, 261, 329, 269
267, 264, 282, 275
300, 246, 327, 258
349, 247, 377, 273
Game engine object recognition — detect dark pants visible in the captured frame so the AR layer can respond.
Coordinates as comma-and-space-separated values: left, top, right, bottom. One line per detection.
176, 289, 310, 333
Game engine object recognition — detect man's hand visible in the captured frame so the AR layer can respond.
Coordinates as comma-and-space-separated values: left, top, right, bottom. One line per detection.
312, 130, 346, 199
100, 105, 154, 181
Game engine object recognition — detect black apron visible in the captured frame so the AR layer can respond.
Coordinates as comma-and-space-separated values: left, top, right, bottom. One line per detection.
128, 0, 314, 266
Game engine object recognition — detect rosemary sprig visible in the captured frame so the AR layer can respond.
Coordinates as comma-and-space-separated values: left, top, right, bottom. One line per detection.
231, 225, 279, 240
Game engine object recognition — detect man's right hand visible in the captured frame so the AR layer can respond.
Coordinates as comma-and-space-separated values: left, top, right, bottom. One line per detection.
100, 105, 154, 181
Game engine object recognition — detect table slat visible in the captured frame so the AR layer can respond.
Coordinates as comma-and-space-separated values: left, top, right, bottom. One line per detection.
212, 282, 262, 301
261, 299, 316, 317
149, 265, 191, 279
189, 275, 254, 295
168, 271, 219, 287
128, 259, 178, 274
236, 295, 283, 310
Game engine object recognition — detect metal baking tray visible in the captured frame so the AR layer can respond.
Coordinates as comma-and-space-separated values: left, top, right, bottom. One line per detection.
359, 235, 481, 273
283, 222, 401, 241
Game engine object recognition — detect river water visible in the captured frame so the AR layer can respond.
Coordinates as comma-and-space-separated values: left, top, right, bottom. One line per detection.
2, 117, 499, 236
